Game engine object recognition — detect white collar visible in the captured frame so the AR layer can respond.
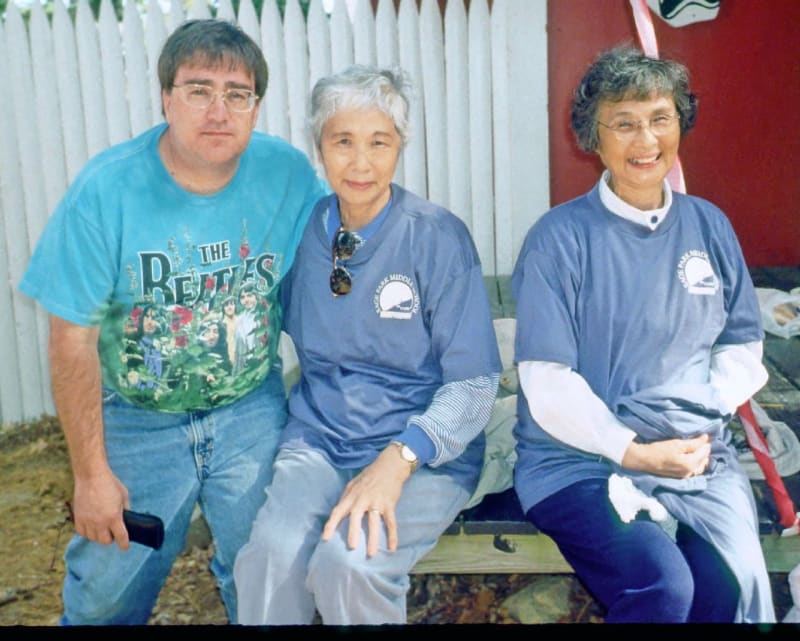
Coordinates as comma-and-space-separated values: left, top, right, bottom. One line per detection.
598, 170, 672, 231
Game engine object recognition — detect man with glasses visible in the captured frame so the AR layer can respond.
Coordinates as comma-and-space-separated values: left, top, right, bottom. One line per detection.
18, 18, 324, 625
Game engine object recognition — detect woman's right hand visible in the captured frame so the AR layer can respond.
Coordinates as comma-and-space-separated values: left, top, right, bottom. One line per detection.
621, 433, 711, 479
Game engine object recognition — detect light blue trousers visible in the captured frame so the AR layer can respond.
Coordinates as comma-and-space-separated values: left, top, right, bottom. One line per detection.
234, 447, 474, 625
61, 370, 287, 625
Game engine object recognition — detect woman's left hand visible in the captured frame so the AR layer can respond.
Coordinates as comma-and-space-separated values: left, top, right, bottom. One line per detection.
321, 445, 413, 557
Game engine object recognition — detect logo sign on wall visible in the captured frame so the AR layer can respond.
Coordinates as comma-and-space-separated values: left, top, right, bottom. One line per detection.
646, 0, 721, 27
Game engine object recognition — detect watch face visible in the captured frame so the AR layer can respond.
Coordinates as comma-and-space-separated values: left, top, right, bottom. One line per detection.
392, 440, 418, 469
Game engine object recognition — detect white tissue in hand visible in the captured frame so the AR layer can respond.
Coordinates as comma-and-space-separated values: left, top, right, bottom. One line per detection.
608, 473, 669, 523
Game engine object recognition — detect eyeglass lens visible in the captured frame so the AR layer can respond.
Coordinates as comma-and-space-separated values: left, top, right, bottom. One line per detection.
330, 227, 357, 296
599, 113, 679, 138
175, 84, 256, 113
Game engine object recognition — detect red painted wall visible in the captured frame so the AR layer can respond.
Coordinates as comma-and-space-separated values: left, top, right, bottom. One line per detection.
547, 0, 800, 267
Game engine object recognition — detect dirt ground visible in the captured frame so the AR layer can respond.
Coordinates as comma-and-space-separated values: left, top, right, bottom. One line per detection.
0, 417, 793, 627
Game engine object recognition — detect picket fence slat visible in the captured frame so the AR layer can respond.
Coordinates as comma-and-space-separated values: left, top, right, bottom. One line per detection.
0, 0, 548, 425
260, 0, 289, 139
30, 4, 66, 227
188, 0, 211, 20
284, 0, 312, 159
0, 15, 25, 423
418, 0, 448, 209
30, 3, 65, 418
123, 0, 153, 138
397, 0, 426, 198
444, 0, 471, 231
99, 0, 131, 145
5, 2, 49, 421
352, 0, 376, 65
374, 0, 398, 69
505, 0, 548, 274
144, 0, 168, 131
328, 1, 354, 83
216, 0, 236, 23
53, 0, 88, 183
304, 3, 329, 165
306, 0, 332, 94
468, 0, 495, 273
373, 0, 404, 185
76, 1, 109, 157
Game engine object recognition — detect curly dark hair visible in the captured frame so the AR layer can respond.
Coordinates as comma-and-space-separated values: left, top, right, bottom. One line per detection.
571, 45, 697, 153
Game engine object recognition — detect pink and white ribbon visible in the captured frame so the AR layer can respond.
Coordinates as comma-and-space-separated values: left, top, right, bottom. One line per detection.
629, 0, 687, 194
629, 0, 798, 535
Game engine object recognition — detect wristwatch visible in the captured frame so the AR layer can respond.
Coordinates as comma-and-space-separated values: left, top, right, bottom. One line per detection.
390, 440, 419, 473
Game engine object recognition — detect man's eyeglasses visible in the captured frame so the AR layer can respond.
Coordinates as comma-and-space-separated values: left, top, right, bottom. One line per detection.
173, 83, 258, 113
597, 112, 680, 140
330, 226, 357, 297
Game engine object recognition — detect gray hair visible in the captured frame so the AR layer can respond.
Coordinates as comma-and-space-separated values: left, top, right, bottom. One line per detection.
571, 45, 697, 153
158, 19, 269, 99
309, 65, 412, 149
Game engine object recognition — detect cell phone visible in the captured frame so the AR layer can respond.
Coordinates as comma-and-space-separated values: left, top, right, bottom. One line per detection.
122, 509, 165, 550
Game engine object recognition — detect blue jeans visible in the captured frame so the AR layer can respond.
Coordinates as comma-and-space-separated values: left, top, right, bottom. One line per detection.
61, 369, 287, 625
234, 446, 477, 625
527, 478, 740, 623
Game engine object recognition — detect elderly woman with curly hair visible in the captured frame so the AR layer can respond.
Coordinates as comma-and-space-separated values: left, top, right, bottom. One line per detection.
511, 45, 775, 623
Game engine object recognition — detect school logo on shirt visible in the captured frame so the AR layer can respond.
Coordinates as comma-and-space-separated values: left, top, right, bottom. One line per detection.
373, 274, 420, 319
677, 250, 719, 295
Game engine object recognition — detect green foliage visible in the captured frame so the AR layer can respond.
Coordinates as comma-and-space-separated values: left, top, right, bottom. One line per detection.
1, 0, 313, 23
229, 0, 312, 18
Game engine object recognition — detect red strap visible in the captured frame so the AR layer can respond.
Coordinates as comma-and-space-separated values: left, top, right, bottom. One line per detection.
628, 1, 797, 531
738, 400, 799, 529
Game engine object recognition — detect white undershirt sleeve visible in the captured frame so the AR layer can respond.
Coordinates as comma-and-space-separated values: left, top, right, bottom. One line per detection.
520, 341, 768, 466
518, 360, 636, 465
709, 341, 768, 415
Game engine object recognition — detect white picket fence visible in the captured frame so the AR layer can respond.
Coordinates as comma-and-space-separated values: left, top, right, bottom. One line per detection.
0, 0, 548, 425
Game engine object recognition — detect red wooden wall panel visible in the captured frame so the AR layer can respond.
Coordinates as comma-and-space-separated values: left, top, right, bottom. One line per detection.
547, 0, 800, 267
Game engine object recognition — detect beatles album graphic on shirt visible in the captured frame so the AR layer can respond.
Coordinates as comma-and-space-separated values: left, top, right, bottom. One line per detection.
99, 222, 283, 411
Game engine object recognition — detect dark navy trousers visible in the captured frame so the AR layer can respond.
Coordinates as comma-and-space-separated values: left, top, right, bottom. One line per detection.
526, 478, 740, 623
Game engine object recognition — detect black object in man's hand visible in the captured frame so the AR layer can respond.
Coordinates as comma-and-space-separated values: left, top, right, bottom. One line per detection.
122, 510, 164, 550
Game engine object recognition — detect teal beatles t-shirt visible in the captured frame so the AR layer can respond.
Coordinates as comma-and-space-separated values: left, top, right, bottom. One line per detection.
19, 123, 324, 412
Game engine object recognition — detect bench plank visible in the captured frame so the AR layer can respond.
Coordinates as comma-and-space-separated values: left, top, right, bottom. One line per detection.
761, 534, 800, 573
412, 531, 572, 574
414, 529, 800, 575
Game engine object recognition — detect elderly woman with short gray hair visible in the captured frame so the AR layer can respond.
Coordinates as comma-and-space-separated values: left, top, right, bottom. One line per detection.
511, 45, 774, 623
234, 65, 502, 625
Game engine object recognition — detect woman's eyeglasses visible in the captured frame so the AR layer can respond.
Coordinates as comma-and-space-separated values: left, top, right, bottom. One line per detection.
596, 112, 680, 141
330, 226, 357, 296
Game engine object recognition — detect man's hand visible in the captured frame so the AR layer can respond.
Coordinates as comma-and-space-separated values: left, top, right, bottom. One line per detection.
321, 445, 412, 558
72, 472, 131, 550
50, 315, 132, 550
621, 433, 712, 479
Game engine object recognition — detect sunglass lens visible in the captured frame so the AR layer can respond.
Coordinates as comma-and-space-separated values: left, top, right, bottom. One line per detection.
334, 229, 357, 260
330, 266, 352, 296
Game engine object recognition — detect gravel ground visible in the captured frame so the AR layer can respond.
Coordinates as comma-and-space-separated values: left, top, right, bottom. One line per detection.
0, 417, 794, 627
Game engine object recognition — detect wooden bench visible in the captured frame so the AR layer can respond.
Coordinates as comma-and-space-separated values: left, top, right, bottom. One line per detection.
412, 490, 800, 575
412, 270, 800, 575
